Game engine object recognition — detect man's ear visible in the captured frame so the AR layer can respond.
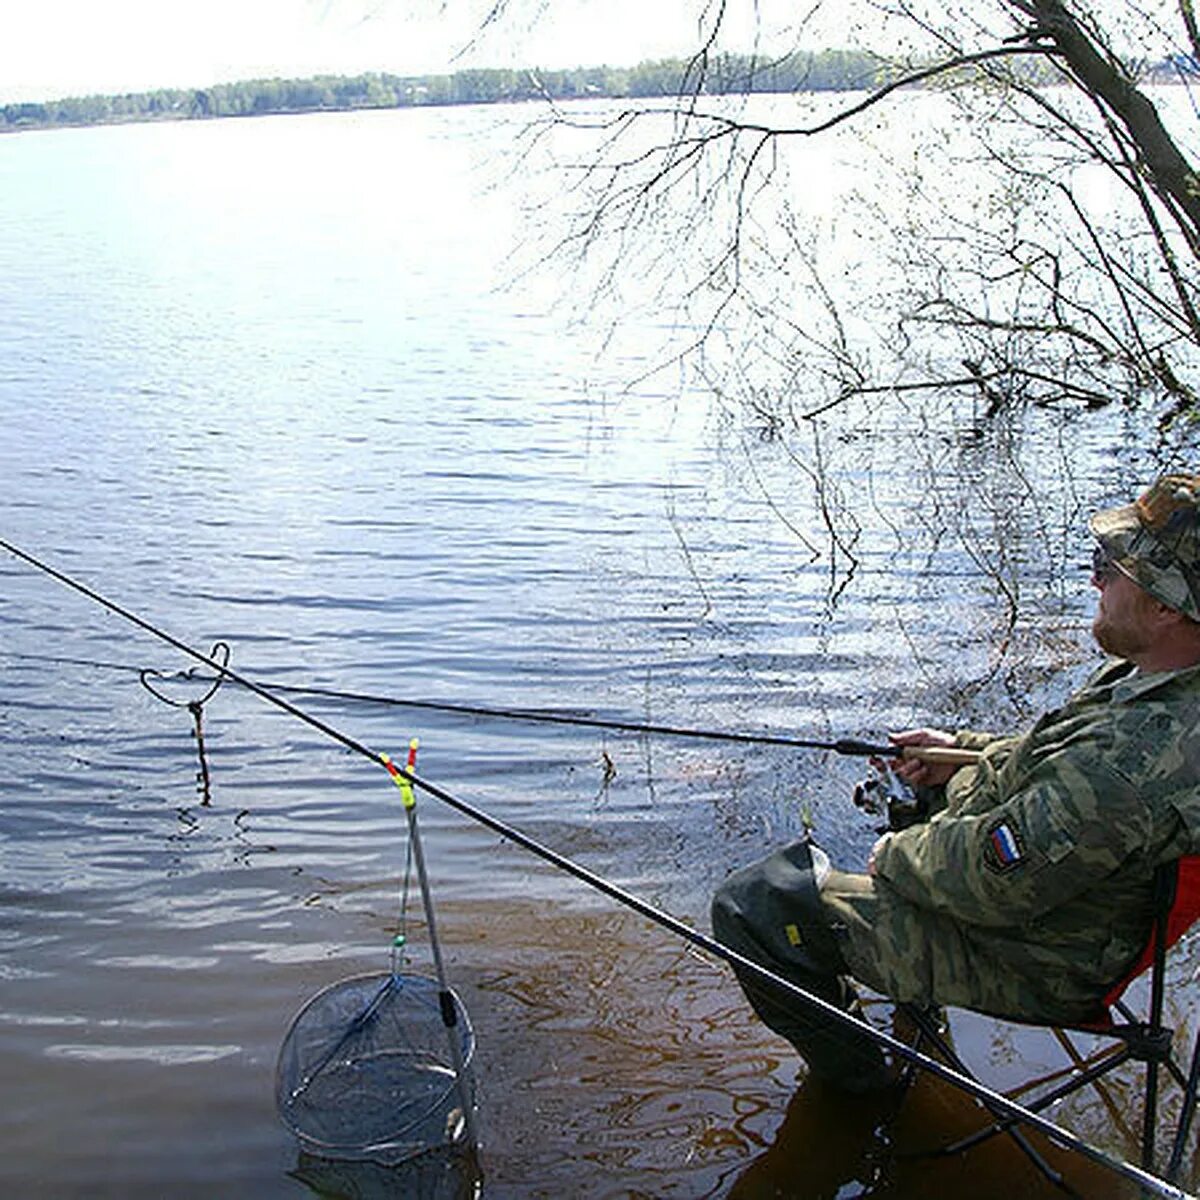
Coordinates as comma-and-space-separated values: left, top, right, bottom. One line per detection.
1153, 599, 1183, 624
1157, 599, 1200, 639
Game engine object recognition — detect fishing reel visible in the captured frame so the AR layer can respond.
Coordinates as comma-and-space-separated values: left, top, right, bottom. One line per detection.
852, 759, 928, 833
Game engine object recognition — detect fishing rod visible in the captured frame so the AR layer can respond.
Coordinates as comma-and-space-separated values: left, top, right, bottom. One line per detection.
230, 682, 983, 764
0, 537, 1186, 1200
0, 652, 980, 767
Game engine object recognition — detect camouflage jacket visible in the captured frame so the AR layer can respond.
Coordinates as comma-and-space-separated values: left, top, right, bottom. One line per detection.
827, 657, 1200, 1021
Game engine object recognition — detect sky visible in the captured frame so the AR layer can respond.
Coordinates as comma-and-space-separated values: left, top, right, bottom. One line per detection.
0, 0, 808, 104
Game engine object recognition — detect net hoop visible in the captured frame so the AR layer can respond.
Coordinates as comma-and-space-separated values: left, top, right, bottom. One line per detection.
276, 971, 476, 1164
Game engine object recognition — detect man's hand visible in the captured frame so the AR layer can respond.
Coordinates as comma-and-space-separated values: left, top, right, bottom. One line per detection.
888, 727, 962, 789
866, 833, 890, 876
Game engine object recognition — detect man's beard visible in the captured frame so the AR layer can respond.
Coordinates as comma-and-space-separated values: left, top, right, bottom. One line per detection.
1092, 609, 1153, 661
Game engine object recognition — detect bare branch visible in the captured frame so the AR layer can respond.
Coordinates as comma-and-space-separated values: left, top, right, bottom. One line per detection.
687, 44, 1059, 140
1181, 0, 1200, 62
1012, 0, 1200, 241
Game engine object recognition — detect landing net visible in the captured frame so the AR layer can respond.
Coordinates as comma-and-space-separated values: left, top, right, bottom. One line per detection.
276, 971, 475, 1165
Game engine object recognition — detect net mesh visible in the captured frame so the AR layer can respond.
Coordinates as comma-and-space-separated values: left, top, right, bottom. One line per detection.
276, 972, 475, 1165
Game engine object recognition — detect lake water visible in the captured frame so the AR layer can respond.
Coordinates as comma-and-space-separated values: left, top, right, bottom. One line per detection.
0, 102, 1188, 1197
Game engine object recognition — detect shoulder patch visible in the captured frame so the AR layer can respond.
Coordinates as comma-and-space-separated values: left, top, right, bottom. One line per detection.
984, 820, 1025, 873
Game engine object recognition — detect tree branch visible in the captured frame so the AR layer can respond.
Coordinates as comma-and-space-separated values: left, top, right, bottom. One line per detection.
689, 44, 1058, 139
1010, 0, 1200, 241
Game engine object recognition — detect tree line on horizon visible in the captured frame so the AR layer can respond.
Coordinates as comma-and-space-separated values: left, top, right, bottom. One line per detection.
0, 47, 1097, 133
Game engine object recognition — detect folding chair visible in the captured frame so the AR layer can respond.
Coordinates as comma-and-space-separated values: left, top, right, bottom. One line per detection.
900, 855, 1200, 1188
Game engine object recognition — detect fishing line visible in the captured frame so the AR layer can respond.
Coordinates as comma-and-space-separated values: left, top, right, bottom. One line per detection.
0, 649, 155, 676
0, 536, 1187, 1200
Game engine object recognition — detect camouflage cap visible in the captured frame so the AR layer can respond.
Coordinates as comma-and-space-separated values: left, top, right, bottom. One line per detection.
1090, 473, 1200, 620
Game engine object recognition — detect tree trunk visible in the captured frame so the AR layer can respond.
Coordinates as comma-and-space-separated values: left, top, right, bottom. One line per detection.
1013, 0, 1200, 246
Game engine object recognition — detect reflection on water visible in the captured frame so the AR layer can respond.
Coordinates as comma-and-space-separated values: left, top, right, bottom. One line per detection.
728, 1073, 1141, 1199
0, 105, 1194, 1197
291, 1147, 482, 1200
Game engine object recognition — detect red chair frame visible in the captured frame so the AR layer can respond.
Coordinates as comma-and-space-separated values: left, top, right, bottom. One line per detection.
900, 856, 1200, 1189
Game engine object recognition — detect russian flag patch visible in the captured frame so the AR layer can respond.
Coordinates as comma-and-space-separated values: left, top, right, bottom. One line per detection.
985, 820, 1025, 873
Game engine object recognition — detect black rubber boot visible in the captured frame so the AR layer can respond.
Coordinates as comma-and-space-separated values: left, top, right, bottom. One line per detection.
712, 839, 894, 1093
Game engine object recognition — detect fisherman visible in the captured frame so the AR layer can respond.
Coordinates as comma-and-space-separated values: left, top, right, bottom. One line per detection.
712, 473, 1200, 1092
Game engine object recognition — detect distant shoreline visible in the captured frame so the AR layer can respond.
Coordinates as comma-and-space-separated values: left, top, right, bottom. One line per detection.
8, 51, 1189, 136
0, 54, 883, 135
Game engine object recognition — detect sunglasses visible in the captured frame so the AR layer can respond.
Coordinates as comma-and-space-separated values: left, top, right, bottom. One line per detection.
1091, 544, 1121, 584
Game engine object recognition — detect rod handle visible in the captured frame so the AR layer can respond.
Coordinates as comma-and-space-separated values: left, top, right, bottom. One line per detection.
900, 745, 983, 766
831, 738, 983, 767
